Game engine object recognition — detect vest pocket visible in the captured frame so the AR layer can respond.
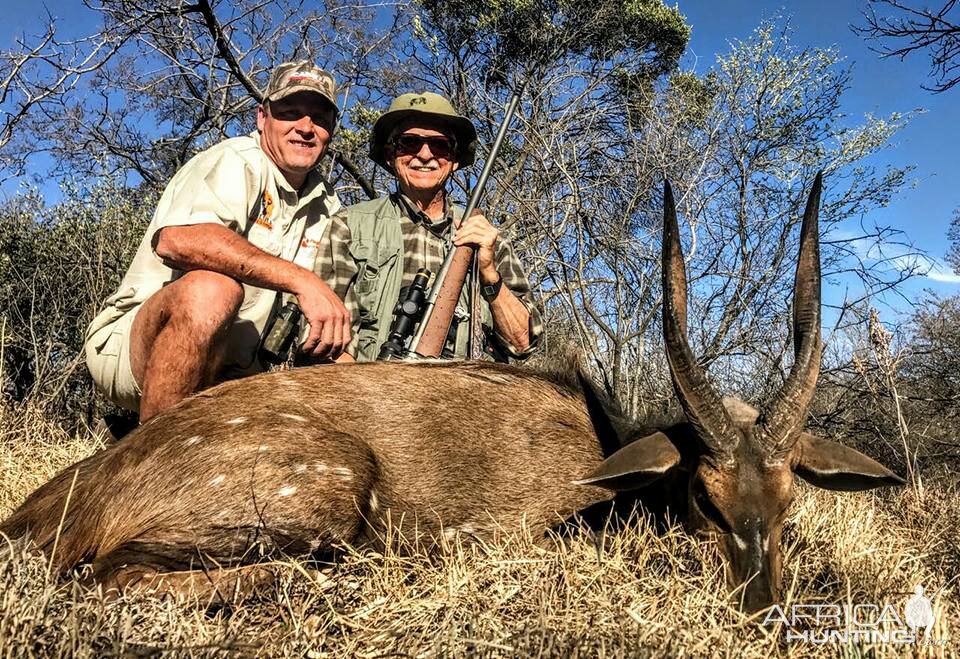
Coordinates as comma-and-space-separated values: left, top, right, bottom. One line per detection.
350, 243, 399, 330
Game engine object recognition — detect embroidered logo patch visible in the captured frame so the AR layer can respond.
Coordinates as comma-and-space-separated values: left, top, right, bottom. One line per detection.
255, 189, 274, 229
290, 72, 322, 83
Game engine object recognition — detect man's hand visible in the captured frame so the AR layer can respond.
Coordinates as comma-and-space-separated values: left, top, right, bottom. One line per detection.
453, 211, 500, 284
293, 274, 351, 359
155, 223, 352, 359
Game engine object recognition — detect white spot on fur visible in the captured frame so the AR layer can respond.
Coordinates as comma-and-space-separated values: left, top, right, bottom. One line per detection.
732, 533, 748, 551
443, 523, 484, 540
314, 462, 328, 473
226, 417, 247, 425
184, 435, 202, 446
762, 535, 770, 552
294, 464, 308, 474
332, 466, 353, 481
208, 474, 225, 486
369, 491, 379, 512
278, 485, 297, 497
258, 444, 269, 453
281, 413, 307, 423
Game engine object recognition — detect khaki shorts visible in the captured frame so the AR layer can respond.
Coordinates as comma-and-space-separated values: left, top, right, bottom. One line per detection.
85, 302, 270, 413
85, 306, 143, 412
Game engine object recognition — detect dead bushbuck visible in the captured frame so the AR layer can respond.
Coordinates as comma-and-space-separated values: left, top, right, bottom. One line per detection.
0, 174, 903, 611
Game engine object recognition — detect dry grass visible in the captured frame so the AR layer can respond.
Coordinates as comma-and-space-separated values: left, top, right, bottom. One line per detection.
1, 401, 957, 658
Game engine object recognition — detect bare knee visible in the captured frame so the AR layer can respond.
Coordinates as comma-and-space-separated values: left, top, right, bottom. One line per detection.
130, 271, 243, 374
171, 271, 244, 326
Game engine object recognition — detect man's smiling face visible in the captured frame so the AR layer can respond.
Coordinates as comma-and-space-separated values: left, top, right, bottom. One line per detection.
388, 119, 459, 198
257, 91, 336, 187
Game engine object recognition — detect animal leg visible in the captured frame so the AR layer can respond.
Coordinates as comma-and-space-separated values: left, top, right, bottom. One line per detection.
98, 562, 286, 604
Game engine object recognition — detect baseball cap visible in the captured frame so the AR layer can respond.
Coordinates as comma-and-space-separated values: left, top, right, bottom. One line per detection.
264, 61, 338, 114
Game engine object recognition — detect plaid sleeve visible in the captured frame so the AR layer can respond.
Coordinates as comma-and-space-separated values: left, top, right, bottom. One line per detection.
486, 236, 543, 359
315, 213, 361, 344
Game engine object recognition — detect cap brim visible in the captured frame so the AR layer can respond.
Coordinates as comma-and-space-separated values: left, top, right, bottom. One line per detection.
267, 84, 339, 114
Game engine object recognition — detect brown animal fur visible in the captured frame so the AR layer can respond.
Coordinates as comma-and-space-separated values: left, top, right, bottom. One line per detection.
1, 176, 905, 612
1, 361, 617, 584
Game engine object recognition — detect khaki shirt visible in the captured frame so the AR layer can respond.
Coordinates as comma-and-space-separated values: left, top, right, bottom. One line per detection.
85, 131, 341, 375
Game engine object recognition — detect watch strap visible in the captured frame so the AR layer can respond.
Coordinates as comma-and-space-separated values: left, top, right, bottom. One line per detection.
480, 274, 503, 302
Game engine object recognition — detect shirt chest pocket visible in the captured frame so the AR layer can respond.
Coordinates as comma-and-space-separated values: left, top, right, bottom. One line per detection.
246, 222, 281, 256
349, 241, 400, 329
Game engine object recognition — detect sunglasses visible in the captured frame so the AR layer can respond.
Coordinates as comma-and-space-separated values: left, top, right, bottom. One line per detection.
392, 134, 457, 159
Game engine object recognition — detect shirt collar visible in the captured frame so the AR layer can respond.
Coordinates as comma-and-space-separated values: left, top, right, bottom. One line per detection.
392, 190, 454, 237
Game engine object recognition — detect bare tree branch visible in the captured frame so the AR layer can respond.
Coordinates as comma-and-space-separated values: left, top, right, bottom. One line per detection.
854, 0, 960, 92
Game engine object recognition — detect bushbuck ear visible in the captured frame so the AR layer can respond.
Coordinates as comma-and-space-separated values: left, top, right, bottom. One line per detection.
576, 370, 623, 458
793, 432, 906, 491
573, 431, 680, 491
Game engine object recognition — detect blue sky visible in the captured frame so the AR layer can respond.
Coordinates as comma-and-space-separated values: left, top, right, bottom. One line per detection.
2, 0, 958, 309
678, 0, 960, 308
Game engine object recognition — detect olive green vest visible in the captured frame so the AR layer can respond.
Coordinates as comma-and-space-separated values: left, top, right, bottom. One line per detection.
344, 197, 493, 362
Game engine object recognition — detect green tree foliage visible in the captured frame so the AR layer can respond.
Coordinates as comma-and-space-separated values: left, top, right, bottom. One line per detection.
0, 182, 151, 423
417, 0, 688, 80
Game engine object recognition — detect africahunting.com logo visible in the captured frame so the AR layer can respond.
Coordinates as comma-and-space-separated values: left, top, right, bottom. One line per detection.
760, 585, 947, 646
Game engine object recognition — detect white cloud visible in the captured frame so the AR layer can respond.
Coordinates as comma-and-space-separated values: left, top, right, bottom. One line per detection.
826, 228, 960, 285
925, 262, 960, 284
892, 253, 960, 284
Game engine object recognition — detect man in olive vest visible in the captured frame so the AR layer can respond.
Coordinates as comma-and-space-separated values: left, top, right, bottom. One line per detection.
84, 61, 351, 422
316, 92, 542, 361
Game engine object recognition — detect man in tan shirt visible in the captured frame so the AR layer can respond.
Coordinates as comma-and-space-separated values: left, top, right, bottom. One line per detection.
85, 61, 350, 422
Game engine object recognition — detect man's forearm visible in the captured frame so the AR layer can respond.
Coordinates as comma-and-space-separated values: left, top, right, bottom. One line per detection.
155, 223, 313, 295
488, 288, 531, 353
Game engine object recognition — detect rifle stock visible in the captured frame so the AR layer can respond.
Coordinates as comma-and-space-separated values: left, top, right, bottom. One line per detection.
411, 244, 474, 358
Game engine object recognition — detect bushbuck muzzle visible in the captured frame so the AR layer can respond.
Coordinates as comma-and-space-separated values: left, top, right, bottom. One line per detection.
0, 174, 903, 611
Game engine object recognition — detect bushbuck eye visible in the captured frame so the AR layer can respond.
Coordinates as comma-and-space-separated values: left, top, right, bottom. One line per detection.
693, 481, 733, 533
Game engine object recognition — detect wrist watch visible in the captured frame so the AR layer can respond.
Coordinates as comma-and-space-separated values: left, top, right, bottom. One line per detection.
480, 273, 503, 302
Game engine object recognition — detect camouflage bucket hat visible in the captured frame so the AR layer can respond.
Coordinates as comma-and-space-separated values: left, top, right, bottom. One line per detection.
370, 92, 478, 171
265, 61, 339, 115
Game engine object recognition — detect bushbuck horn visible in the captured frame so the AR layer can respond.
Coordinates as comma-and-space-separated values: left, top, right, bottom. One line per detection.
759, 172, 824, 459
661, 179, 735, 456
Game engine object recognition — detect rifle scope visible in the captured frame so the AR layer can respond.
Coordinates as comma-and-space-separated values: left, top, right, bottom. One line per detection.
377, 268, 432, 361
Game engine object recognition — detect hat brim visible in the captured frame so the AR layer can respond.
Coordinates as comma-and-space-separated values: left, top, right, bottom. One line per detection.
266, 84, 339, 115
370, 109, 477, 172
